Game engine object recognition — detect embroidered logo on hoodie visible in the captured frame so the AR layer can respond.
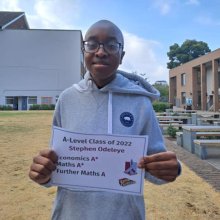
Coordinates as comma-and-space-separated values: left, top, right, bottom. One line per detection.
120, 112, 134, 127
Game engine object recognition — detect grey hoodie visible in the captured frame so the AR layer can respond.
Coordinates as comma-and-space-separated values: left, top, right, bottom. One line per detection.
50, 70, 167, 220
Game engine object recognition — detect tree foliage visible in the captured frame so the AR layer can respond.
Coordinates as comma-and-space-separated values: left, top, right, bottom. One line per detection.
153, 83, 169, 97
167, 40, 211, 69
153, 83, 169, 102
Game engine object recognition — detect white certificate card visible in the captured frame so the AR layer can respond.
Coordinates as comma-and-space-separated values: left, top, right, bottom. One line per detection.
51, 126, 148, 195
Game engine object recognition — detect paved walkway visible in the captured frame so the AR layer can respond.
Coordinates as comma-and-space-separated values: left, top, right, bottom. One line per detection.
164, 137, 220, 191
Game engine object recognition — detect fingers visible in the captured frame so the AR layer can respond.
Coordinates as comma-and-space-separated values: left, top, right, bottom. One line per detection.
33, 153, 57, 171
29, 149, 58, 185
39, 149, 58, 163
138, 151, 179, 182
144, 151, 177, 164
29, 170, 51, 185
145, 160, 178, 171
138, 157, 146, 169
31, 161, 54, 177
138, 152, 177, 168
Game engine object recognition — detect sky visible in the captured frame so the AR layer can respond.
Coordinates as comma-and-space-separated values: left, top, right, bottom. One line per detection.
1, 0, 220, 83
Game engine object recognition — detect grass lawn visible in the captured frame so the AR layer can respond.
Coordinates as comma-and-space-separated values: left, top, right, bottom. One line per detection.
0, 111, 220, 220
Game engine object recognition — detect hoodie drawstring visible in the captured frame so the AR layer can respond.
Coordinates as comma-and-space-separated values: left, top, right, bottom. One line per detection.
108, 92, 113, 134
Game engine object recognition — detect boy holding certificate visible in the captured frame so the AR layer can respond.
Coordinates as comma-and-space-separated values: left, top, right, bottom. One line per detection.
29, 20, 181, 220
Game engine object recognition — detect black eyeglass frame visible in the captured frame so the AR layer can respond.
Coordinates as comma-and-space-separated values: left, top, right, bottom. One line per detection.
82, 41, 123, 54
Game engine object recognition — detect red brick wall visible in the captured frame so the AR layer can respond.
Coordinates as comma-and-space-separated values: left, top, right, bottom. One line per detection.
169, 49, 220, 110
6, 16, 28, 29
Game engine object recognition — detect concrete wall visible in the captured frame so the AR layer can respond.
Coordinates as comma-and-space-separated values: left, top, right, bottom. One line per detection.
0, 29, 84, 110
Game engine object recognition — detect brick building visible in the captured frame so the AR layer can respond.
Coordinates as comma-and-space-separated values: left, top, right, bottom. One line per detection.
0, 11, 29, 30
169, 49, 220, 112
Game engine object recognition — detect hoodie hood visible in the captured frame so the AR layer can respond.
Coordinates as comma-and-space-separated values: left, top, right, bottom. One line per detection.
74, 70, 160, 102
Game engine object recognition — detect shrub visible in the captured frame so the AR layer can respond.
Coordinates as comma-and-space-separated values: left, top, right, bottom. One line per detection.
153, 102, 171, 112
0, 105, 13, 110
29, 104, 55, 110
172, 112, 179, 116
167, 124, 178, 138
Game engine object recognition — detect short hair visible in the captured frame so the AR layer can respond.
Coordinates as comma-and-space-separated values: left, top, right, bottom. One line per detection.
85, 20, 124, 46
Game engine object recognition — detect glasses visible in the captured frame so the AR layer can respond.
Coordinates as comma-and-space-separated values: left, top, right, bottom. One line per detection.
83, 41, 123, 54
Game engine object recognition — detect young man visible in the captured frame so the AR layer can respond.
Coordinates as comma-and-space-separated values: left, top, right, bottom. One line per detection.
29, 20, 180, 220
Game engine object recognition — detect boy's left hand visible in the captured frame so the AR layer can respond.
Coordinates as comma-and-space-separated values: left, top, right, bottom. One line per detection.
138, 151, 179, 182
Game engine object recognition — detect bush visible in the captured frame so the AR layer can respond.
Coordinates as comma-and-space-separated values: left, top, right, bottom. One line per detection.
167, 124, 178, 138
152, 102, 171, 112
29, 104, 55, 110
0, 105, 13, 110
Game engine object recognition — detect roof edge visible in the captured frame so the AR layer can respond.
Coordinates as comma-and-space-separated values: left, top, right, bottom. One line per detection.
1, 12, 25, 30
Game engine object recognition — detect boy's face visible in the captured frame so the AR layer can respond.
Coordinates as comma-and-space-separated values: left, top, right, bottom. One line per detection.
84, 24, 125, 88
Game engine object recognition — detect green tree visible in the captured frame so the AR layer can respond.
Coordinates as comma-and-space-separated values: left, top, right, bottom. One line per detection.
167, 40, 211, 69
153, 83, 169, 102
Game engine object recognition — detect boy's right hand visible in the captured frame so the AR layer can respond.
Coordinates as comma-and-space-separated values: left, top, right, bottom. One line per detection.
29, 149, 58, 184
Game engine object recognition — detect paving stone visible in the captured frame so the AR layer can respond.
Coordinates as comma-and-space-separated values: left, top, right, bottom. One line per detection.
165, 137, 220, 191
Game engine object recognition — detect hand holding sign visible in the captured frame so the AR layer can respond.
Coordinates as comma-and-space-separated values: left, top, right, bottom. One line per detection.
29, 149, 58, 184
138, 151, 179, 182
51, 126, 148, 195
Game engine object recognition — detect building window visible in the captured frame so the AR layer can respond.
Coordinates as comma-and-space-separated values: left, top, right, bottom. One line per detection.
181, 73, 186, 86
41, 97, 52, 105
28, 96, 37, 105
181, 92, 186, 105
5, 96, 14, 105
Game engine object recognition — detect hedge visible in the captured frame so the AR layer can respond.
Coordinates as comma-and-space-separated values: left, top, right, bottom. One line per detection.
152, 102, 171, 112
29, 104, 55, 110
0, 105, 13, 110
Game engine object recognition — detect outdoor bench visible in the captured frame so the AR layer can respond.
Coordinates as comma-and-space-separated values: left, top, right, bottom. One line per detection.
182, 126, 220, 153
159, 120, 183, 124
196, 131, 220, 137
177, 131, 220, 147
194, 139, 220, 159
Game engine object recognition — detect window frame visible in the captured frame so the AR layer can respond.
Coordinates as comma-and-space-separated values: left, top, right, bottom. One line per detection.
41, 97, 53, 105
5, 96, 14, 105
181, 73, 186, 86
181, 92, 186, 105
28, 96, 37, 105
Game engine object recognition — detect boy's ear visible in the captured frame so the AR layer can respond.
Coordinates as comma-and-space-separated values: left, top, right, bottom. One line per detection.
120, 51, 125, 64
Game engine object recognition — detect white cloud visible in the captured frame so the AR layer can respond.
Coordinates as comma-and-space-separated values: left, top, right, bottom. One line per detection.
0, 0, 82, 29
120, 32, 168, 84
0, 0, 169, 83
185, 0, 200, 5
152, 0, 173, 15
0, 0, 21, 11
28, 0, 81, 29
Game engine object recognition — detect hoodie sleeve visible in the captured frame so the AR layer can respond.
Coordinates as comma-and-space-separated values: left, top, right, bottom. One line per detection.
141, 103, 169, 184
142, 103, 182, 183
